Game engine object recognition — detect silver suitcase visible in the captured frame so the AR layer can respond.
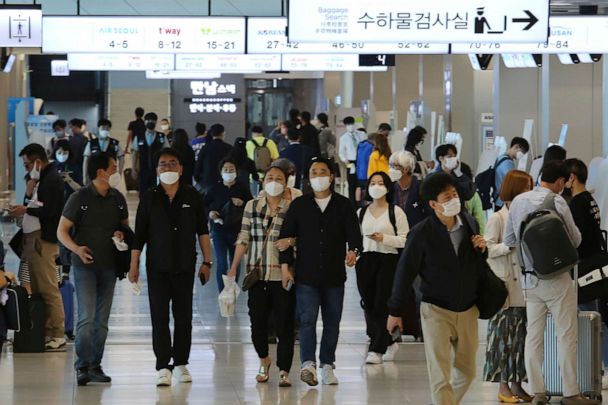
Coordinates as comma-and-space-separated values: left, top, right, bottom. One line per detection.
544, 310, 603, 401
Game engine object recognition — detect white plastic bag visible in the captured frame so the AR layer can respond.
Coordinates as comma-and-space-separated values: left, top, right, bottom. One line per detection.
218, 275, 240, 317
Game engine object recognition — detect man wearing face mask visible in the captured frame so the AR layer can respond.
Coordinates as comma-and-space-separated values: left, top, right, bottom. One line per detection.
435, 144, 476, 202
279, 157, 362, 386
339, 116, 367, 204
387, 172, 488, 405
10, 143, 66, 351
57, 152, 129, 385
493, 137, 530, 211
131, 112, 167, 198
389, 151, 429, 228
83, 119, 125, 184
129, 148, 213, 387
48, 119, 68, 155
159, 118, 173, 145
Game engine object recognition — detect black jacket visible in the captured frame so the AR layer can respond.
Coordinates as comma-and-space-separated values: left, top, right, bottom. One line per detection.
279, 143, 314, 189
387, 212, 485, 315
393, 176, 429, 229
300, 123, 321, 157
279, 192, 363, 287
194, 138, 233, 190
26, 165, 64, 243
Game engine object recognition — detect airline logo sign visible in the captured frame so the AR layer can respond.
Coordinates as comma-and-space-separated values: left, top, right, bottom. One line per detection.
288, 0, 549, 43
0, 6, 42, 47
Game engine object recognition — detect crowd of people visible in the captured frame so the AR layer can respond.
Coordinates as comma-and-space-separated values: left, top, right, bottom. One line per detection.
0, 106, 606, 405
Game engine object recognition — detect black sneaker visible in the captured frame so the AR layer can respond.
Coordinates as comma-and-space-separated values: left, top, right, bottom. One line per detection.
89, 366, 112, 383
77, 368, 91, 386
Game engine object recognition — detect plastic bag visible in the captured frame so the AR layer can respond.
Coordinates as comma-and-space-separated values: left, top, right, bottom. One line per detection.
218, 275, 240, 317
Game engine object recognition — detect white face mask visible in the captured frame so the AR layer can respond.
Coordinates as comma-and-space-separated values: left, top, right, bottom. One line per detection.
443, 156, 458, 171
108, 172, 121, 188
440, 197, 461, 217
160, 124, 170, 131
55, 152, 69, 163
264, 181, 285, 197
55, 131, 65, 138
222, 172, 237, 183
287, 175, 296, 188
98, 129, 110, 139
346, 124, 355, 132
388, 168, 403, 182
159, 171, 180, 185
368, 185, 388, 200
516, 151, 525, 160
29, 161, 41, 180
310, 176, 331, 193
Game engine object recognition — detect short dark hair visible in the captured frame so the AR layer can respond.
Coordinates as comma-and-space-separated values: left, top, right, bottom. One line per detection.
144, 112, 158, 122
300, 111, 312, 122
343, 116, 355, 125
317, 113, 328, 125
208, 124, 225, 138
135, 107, 144, 118
251, 125, 264, 135
265, 165, 289, 181
309, 156, 334, 176
154, 147, 182, 168
287, 128, 300, 141
540, 160, 570, 184
543, 145, 567, 163
510, 137, 530, 153
52, 119, 66, 130
366, 171, 395, 202
435, 144, 458, 161
195, 122, 206, 135
53, 139, 72, 156
97, 118, 112, 128
69, 118, 83, 127
19, 143, 48, 163
565, 158, 588, 184
87, 152, 114, 181
420, 172, 459, 202
219, 156, 238, 172
358, 127, 367, 134
378, 123, 392, 132
288, 109, 300, 121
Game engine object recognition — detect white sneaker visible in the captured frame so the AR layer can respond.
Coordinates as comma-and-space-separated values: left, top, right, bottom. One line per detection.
174, 365, 192, 383
365, 352, 383, 364
602, 373, 608, 390
382, 342, 400, 362
45, 337, 67, 352
320, 364, 339, 385
157, 368, 172, 386
300, 361, 318, 386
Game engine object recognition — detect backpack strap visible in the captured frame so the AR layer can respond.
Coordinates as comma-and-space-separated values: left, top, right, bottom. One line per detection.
388, 204, 398, 236
262, 139, 268, 147
540, 192, 557, 211
358, 205, 369, 224
494, 155, 511, 170
251, 138, 260, 148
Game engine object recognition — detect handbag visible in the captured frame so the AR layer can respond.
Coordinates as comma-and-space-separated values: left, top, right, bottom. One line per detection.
3, 285, 30, 331
242, 215, 275, 292
9, 229, 24, 258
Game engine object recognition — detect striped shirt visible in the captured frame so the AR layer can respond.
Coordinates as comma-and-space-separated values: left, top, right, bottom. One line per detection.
237, 195, 297, 281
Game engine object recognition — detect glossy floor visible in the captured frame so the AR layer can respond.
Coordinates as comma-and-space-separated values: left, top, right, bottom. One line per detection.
0, 197, 596, 404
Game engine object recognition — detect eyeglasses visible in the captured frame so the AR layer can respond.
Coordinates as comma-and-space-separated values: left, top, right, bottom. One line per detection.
158, 161, 179, 170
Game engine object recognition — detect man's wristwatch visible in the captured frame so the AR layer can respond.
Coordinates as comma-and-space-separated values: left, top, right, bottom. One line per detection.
202, 261, 213, 267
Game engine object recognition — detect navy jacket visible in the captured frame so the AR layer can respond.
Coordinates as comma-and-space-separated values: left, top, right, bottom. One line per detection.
393, 176, 429, 228
279, 143, 314, 189
194, 138, 233, 191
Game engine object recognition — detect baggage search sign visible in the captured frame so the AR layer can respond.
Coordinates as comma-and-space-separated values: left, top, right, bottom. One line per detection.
288, 0, 549, 44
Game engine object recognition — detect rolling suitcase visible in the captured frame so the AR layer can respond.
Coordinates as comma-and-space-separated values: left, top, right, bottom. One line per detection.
13, 294, 46, 353
543, 265, 603, 402
60, 279, 75, 338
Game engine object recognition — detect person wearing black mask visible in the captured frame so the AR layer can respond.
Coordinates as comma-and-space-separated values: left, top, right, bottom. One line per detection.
131, 112, 167, 198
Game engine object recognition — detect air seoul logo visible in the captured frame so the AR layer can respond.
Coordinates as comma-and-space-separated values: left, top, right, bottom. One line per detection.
98, 27, 139, 34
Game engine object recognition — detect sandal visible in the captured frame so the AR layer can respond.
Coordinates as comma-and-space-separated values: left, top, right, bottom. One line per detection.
279, 372, 292, 387
256, 363, 270, 383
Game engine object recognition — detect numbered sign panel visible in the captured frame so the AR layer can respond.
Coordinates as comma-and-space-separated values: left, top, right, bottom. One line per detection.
175, 54, 281, 72
67, 53, 175, 71
281, 54, 388, 71
43, 17, 245, 54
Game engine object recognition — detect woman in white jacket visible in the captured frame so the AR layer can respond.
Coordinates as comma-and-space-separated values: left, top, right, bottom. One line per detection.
483, 170, 533, 404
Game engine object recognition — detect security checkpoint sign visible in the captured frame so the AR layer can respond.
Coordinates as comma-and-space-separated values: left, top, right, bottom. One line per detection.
288, 0, 549, 44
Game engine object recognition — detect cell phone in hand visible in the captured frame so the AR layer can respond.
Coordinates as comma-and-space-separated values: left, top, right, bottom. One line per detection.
285, 279, 294, 291
391, 327, 401, 341
199, 271, 207, 286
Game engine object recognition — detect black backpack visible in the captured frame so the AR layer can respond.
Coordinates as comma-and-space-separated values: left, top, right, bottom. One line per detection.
474, 156, 511, 210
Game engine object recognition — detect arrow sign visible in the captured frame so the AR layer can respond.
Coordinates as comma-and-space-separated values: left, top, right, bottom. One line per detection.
512, 10, 539, 31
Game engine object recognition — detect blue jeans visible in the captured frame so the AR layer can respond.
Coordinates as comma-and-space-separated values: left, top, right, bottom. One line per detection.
73, 265, 116, 370
579, 300, 608, 367
212, 231, 237, 292
296, 283, 345, 367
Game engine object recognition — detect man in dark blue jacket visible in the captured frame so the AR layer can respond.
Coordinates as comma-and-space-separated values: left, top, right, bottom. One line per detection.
194, 123, 233, 195
387, 172, 487, 405
279, 128, 314, 190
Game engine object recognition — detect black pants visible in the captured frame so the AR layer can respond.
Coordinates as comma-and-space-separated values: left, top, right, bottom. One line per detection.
356, 252, 399, 354
347, 173, 358, 205
147, 271, 195, 371
248, 281, 296, 372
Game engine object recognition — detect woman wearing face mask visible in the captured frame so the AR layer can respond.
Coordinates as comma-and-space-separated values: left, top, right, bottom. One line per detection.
53, 140, 83, 199
483, 170, 533, 403
356, 172, 409, 365
228, 166, 299, 387
204, 158, 253, 292
259, 158, 302, 202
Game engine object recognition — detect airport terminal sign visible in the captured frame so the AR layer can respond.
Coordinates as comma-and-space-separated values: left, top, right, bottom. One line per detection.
288, 0, 549, 43
43, 17, 245, 54
0, 6, 42, 47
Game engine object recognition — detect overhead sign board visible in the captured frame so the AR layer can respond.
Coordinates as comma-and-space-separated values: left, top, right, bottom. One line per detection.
281, 54, 388, 71
67, 53, 175, 71
452, 16, 608, 54
0, 5, 42, 47
175, 54, 280, 72
43, 17, 245, 54
288, 0, 549, 43
146, 70, 222, 79
248, 17, 449, 54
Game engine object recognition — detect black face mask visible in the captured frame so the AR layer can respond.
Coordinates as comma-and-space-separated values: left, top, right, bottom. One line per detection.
146, 121, 156, 130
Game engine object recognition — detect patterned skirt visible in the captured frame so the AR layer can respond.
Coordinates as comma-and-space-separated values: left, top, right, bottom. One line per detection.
483, 306, 527, 383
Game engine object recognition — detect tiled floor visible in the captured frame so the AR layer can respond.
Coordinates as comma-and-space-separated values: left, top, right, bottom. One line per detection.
0, 193, 596, 404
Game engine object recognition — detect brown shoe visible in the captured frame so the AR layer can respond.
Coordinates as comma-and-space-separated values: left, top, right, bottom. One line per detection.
560, 395, 601, 405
